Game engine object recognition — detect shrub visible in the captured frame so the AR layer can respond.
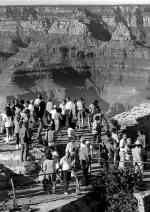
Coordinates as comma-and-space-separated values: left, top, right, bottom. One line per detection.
94, 168, 140, 212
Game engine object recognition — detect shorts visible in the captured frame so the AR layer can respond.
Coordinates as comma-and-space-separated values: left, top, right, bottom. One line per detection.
44, 173, 56, 183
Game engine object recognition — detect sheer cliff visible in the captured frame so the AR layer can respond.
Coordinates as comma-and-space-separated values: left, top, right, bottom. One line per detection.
0, 6, 150, 108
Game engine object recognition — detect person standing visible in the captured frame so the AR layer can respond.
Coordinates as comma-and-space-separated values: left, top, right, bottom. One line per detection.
45, 119, 55, 145
19, 120, 30, 162
100, 141, 109, 171
132, 139, 143, 174
34, 94, 41, 120
137, 130, 146, 149
4, 105, 13, 143
88, 102, 96, 129
86, 141, 93, 173
137, 130, 146, 163
119, 133, 127, 170
42, 151, 56, 194
111, 128, 119, 167
65, 134, 80, 193
53, 107, 61, 132
79, 137, 89, 186
14, 114, 21, 149
92, 115, 102, 143
106, 133, 115, 168
65, 97, 73, 127
124, 138, 133, 169
59, 99, 66, 127
39, 96, 46, 120
60, 152, 72, 195
46, 99, 53, 116
76, 98, 84, 129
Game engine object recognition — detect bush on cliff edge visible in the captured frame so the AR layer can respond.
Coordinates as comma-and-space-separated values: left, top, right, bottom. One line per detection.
94, 168, 140, 212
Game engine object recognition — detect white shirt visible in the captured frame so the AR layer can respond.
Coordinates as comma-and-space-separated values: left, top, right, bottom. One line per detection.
34, 98, 41, 106
59, 103, 66, 115
89, 104, 95, 113
132, 147, 142, 162
112, 132, 119, 143
65, 141, 78, 154
43, 159, 55, 174
77, 100, 83, 110
65, 101, 73, 110
79, 143, 89, 161
28, 104, 34, 114
46, 101, 53, 114
67, 128, 75, 137
92, 120, 97, 134
50, 109, 57, 120
119, 138, 126, 149
60, 156, 71, 171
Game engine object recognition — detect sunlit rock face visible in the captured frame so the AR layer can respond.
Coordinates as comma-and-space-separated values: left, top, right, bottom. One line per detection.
0, 6, 150, 110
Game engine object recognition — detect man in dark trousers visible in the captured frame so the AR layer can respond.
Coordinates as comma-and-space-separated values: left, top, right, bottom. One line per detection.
19, 120, 30, 162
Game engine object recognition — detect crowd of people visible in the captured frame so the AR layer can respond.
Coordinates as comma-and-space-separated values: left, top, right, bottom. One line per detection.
0, 94, 146, 194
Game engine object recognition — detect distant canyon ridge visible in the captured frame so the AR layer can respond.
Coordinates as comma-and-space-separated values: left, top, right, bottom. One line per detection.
0, 6, 150, 111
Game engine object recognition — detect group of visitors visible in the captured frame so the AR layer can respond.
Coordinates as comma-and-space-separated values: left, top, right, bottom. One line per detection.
0, 94, 146, 195
99, 128, 146, 174
42, 134, 92, 195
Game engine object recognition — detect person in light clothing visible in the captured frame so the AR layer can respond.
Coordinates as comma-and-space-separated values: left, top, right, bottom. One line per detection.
79, 137, 89, 186
76, 98, 84, 128
42, 152, 56, 193
124, 138, 133, 169
132, 139, 143, 174
60, 152, 71, 195
111, 128, 119, 144
46, 99, 53, 115
119, 133, 127, 169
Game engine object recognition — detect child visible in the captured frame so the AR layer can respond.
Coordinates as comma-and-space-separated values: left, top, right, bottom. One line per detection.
60, 152, 71, 195
42, 152, 56, 194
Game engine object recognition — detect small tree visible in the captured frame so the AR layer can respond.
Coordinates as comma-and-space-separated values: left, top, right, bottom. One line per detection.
94, 168, 140, 212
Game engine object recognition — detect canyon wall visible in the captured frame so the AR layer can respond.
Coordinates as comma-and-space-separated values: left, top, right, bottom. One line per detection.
0, 6, 150, 106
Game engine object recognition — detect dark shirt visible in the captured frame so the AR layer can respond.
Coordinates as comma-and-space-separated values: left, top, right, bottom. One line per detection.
19, 125, 30, 144
39, 100, 46, 118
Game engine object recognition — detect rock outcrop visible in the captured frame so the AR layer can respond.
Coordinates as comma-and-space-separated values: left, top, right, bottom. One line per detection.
48, 18, 88, 35
113, 103, 150, 128
0, 6, 149, 106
